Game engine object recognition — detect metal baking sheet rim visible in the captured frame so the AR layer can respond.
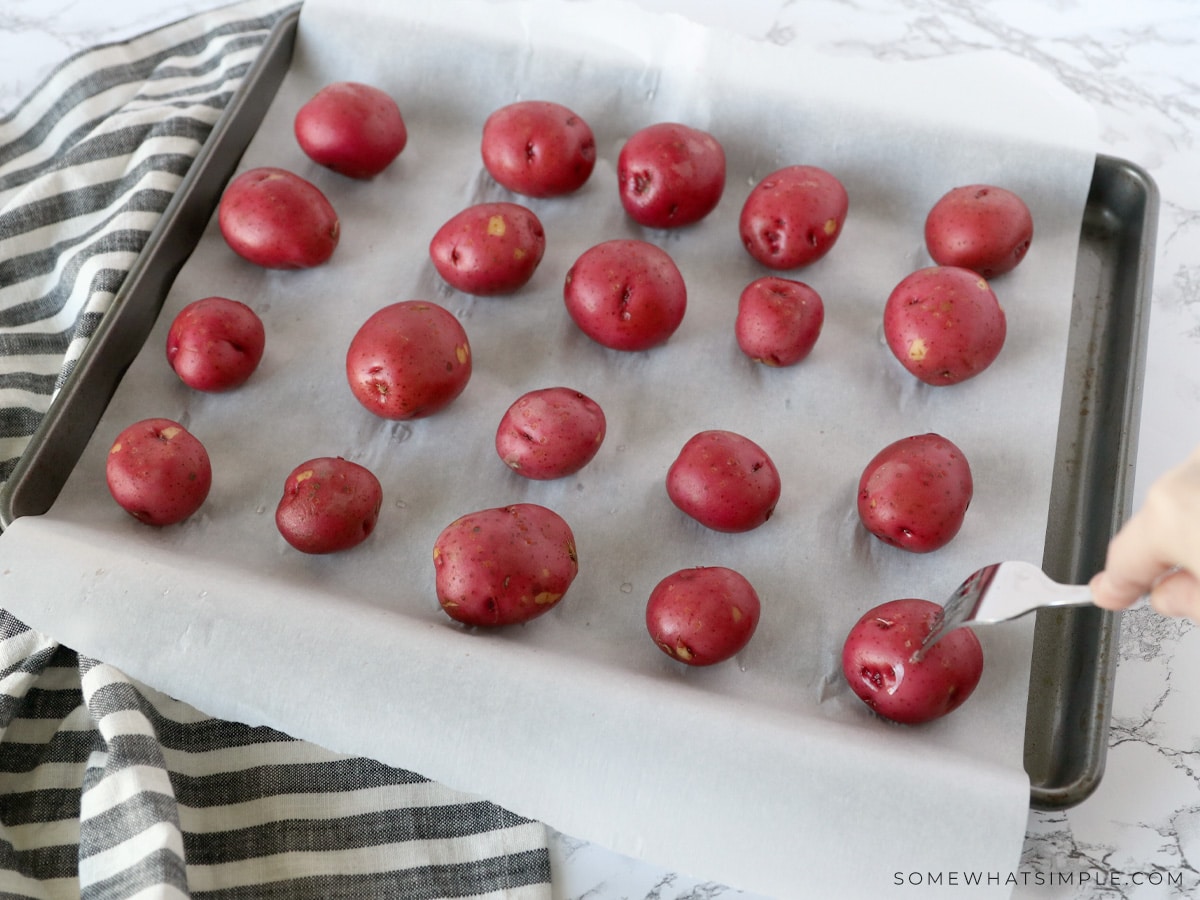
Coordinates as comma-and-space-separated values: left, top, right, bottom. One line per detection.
0, 9, 1159, 811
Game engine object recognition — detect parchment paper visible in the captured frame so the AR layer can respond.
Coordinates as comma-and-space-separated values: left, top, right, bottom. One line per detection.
0, 1, 1100, 896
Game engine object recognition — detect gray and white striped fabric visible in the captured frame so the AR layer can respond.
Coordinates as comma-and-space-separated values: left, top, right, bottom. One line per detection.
0, 2, 552, 896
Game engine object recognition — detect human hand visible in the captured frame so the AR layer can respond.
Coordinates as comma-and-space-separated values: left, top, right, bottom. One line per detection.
1089, 445, 1200, 624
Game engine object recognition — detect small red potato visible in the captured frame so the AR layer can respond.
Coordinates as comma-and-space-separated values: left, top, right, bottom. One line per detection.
646, 566, 761, 666
166, 296, 265, 392
842, 598, 984, 724
563, 239, 687, 351
481, 100, 596, 197
275, 456, 383, 554
346, 300, 471, 420
924, 184, 1033, 278
857, 433, 973, 554
495, 387, 606, 480
429, 201, 546, 295
666, 429, 781, 533
735, 276, 824, 366
617, 122, 726, 229
883, 265, 1006, 386
105, 418, 212, 526
294, 81, 407, 179
217, 166, 339, 269
739, 164, 848, 270
433, 503, 578, 627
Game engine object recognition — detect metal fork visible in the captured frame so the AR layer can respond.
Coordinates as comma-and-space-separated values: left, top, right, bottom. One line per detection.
911, 560, 1094, 662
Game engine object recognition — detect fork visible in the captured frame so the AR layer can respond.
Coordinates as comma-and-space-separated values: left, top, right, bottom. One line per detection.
911, 560, 1094, 662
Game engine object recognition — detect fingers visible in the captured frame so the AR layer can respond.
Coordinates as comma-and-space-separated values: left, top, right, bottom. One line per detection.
1147, 569, 1200, 624
1088, 508, 1178, 610
1089, 570, 1143, 611
1090, 449, 1200, 618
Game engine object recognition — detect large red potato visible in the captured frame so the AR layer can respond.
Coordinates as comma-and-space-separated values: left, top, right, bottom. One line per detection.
617, 122, 726, 229
105, 418, 212, 526
924, 184, 1033, 278
429, 201, 546, 295
275, 456, 383, 554
646, 566, 761, 667
217, 167, 339, 269
346, 300, 471, 420
734, 276, 824, 366
739, 164, 848, 270
563, 239, 687, 351
841, 598, 984, 724
857, 433, 973, 554
481, 100, 596, 197
495, 387, 606, 480
433, 503, 578, 627
666, 429, 781, 533
166, 296, 265, 392
294, 81, 407, 179
883, 265, 1006, 386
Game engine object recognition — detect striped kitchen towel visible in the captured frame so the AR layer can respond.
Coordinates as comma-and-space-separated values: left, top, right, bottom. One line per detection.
0, 2, 553, 897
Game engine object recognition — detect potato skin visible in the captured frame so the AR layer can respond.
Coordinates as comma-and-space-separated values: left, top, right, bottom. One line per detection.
433, 503, 578, 627
883, 265, 1006, 386
734, 276, 824, 366
617, 122, 726, 228
841, 598, 984, 724
481, 100, 596, 198
857, 433, 973, 554
105, 418, 212, 526
429, 201, 546, 295
924, 184, 1033, 278
666, 429, 781, 533
495, 387, 606, 480
275, 457, 383, 554
739, 165, 848, 270
345, 300, 471, 420
217, 167, 339, 269
166, 296, 265, 392
646, 566, 761, 666
563, 239, 687, 351
294, 81, 407, 179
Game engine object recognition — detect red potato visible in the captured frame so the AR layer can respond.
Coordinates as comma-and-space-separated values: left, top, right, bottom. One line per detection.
481, 100, 596, 197
346, 300, 471, 420
857, 433, 973, 554
666, 429, 781, 533
734, 276, 824, 366
105, 418, 211, 526
166, 296, 265, 392
433, 503, 578, 627
646, 566, 761, 666
217, 167, 339, 269
294, 81, 407, 179
495, 387, 606, 480
883, 265, 1006, 386
429, 201, 546, 295
925, 184, 1033, 278
275, 456, 383, 554
563, 239, 687, 351
842, 598, 984, 724
617, 122, 726, 229
739, 164, 848, 270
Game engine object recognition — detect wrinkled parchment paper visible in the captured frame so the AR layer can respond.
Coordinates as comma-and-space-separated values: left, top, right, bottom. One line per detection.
0, 1, 1099, 896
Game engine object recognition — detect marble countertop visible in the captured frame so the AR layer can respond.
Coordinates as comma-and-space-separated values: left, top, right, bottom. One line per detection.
3, 1, 1198, 898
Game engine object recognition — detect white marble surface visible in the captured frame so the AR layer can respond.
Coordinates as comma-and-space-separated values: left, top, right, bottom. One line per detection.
2, 1, 1198, 898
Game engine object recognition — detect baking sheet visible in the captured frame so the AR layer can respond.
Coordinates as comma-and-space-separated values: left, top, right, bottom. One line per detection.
1024, 155, 1156, 810
0, 1, 1103, 896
